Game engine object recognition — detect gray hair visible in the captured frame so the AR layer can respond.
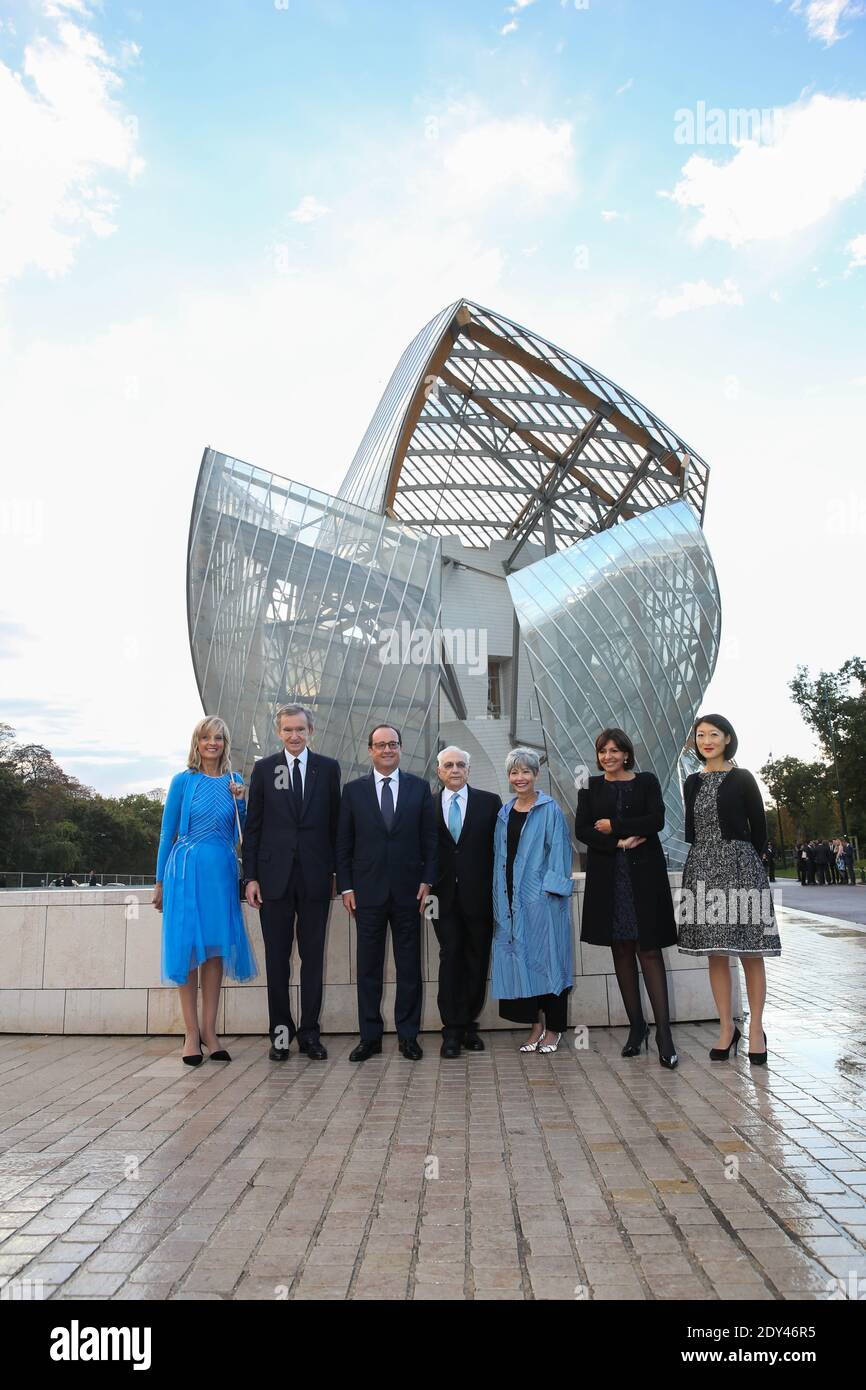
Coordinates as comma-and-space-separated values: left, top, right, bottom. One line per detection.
274, 703, 315, 732
437, 745, 471, 768
506, 746, 541, 777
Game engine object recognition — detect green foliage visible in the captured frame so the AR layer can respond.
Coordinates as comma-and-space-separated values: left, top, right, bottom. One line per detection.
0, 726, 163, 873
788, 658, 866, 838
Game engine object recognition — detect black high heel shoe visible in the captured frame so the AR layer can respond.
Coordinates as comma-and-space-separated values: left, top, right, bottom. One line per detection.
208, 1049, 231, 1062
656, 1030, 679, 1070
709, 1026, 740, 1061
621, 1023, 650, 1057
182, 1044, 203, 1067
748, 1030, 768, 1066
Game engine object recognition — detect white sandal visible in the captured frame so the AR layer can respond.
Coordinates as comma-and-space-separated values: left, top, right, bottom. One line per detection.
519, 1032, 544, 1052
539, 1031, 562, 1053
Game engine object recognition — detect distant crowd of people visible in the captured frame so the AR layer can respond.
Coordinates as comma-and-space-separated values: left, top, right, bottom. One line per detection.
795, 839, 857, 885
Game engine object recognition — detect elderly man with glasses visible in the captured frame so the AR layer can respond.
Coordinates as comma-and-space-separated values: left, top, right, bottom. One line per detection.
336, 724, 438, 1061
432, 746, 502, 1057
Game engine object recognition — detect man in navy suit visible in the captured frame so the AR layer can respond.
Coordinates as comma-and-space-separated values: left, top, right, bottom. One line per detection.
243, 704, 341, 1061
337, 724, 438, 1061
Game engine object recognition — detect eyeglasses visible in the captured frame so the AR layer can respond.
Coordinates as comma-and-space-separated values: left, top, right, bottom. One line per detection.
371, 741, 400, 750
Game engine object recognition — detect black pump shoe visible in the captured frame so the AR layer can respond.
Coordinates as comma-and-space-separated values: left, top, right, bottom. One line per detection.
709, 1025, 741, 1061
656, 1029, 679, 1069
621, 1024, 650, 1057
748, 1030, 768, 1066
182, 1045, 203, 1067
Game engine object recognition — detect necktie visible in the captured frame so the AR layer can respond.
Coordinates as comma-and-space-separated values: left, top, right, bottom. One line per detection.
380, 776, 395, 830
292, 757, 303, 815
448, 794, 462, 842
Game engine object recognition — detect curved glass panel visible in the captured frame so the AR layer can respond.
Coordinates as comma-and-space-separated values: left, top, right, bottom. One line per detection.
506, 500, 721, 865
188, 449, 442, 784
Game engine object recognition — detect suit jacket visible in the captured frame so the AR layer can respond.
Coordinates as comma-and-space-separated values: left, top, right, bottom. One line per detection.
336, 770, 438, 909
432, 785, 501, 918
242, 750, 341, 901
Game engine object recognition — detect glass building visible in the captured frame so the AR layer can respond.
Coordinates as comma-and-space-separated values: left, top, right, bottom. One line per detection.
187, 299, 721, 860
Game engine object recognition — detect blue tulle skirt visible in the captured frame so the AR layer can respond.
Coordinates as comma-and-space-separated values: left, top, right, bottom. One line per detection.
161, 830, 257, 985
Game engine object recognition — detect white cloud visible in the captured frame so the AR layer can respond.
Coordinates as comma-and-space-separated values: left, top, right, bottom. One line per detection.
0, 3, 142, 285
289, 195, 329, 224
616, 78, 634, 95
845, 232, 866, 270
601, 209, 621, 221
664, 93, 866, 246
790, 0, 865, 46
439, 114, 575, 209
654, 278, 744, 318
500, 0, 537, 36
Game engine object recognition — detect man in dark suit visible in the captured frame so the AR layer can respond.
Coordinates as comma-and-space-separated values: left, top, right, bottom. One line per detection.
337, 724, 437, 1062
432, 746, 501, 1058
243, 704, 341, 1061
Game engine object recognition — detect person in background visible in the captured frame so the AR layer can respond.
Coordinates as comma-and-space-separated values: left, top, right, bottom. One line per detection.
491, 748, 574, 1055
152, 716, 257, 1066
843, 839, 856, 886
87, 868, 98, 887
576, 728, 679, 1069
813, 839, 830, 886
762, 841, 776, 883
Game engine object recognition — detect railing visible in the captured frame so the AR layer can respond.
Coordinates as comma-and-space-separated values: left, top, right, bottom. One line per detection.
0, 872, 157, 889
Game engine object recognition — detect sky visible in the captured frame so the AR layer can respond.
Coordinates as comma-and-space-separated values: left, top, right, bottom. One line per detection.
0, 0, 864, 799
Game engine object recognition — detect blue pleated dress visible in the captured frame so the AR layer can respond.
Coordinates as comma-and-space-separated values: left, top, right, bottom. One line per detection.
159, 772, 258, 986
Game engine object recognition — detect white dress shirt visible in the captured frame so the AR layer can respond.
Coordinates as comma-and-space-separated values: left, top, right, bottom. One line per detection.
374, 765, 399, 810
441, 784, 467, 830
285, 745, 309, 791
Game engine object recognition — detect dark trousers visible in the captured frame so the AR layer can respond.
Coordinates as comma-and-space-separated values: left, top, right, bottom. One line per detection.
433, 901, 493, 1041
815, 864, 827, 886
260, 865, 329, 1045
499, 990, 570, 1032
355, 899, 422, 1042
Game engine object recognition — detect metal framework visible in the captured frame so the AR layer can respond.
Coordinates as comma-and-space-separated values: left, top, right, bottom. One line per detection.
339, 300, 709, 554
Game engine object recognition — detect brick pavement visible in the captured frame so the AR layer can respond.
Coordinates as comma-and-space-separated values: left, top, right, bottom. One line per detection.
1, 909, 865, 1301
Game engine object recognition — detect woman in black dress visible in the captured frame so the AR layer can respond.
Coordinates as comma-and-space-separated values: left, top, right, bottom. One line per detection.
576, 729, 678, 1068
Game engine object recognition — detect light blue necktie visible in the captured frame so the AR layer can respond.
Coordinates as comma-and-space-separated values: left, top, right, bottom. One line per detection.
448, 793, 462, 843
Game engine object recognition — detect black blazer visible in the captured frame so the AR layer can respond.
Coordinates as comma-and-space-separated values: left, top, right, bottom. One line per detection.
432, 785, 501, 918
575, 772, 677, 949
683, 768, 767, 857
242, 750, 341, 901
336, 770, 438, 909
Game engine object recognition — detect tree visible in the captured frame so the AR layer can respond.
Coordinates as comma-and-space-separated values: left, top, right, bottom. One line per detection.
789, 658, 866, 838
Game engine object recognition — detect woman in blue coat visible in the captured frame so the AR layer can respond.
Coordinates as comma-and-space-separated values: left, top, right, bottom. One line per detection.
152, 717, 257, 1065
492, 748, 574, 1053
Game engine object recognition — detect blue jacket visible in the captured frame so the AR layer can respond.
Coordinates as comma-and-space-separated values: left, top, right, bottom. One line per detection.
491, 792, 574, 1001
156, 769, 245, 881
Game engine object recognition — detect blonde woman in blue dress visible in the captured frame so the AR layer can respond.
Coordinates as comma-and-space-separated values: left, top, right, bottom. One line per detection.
152, 717, 257, 1065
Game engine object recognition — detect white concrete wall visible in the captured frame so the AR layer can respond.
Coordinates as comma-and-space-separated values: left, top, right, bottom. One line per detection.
0, 881, 731, 1034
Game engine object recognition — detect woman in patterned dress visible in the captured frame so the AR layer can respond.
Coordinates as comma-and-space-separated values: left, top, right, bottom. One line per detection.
678, 714, 780, 1066
152, 717, 257, 1065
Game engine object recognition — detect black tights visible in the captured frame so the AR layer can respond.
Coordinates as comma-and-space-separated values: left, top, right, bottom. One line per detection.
611, 942, 674, 1056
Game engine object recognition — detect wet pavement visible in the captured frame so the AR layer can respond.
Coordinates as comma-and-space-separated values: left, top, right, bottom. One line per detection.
1, 905, 865, 1301
770, 881, 866, 929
